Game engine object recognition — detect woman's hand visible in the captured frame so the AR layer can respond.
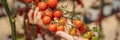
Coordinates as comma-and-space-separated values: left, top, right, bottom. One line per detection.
28, 7, 46, 28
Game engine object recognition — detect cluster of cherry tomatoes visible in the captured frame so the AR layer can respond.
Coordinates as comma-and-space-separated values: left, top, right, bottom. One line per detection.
17, 0, 98, 40
25, 0, 65, 38
31, 0, 65, 33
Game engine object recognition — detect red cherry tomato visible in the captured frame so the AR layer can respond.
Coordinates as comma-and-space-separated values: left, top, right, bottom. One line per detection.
48, 24, 57, 32
78, 26, 87, 33
73, 19, 82, 28
53, 10, 62, 18
42, 16, 51, 24
47, 0, 58, 8
38, 2, 47, 11
57, 25, 65, 31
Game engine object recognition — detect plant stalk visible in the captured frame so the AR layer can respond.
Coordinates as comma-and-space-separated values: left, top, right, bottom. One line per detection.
1, 0, 16, 40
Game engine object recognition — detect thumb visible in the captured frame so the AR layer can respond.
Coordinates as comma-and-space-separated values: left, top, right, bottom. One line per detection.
28, 10, 34, 24
55, 31, 74, 40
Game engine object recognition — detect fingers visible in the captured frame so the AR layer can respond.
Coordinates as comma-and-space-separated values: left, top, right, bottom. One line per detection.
33, 7, 39, 24
28, 7, 46, 27
34, 7, 39, 17
37, 12, 44, 26
28, 7, 39, 24
28, 10, 34, 24
36, 12, 41, 20
55, 31, 74, 40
